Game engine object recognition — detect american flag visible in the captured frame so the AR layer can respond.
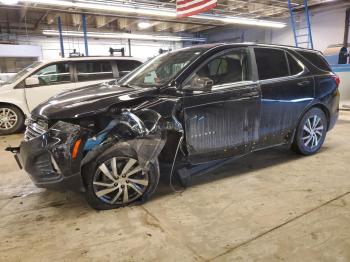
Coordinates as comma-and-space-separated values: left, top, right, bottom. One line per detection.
176, 0, 217, 18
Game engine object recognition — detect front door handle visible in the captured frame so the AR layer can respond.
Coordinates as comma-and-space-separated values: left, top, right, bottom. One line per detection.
297, 80, 310, 86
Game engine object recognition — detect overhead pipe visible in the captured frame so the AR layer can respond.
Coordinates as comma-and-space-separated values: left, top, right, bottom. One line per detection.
82, 14, 89, 56
343, 8, 350, 47
339, 8, 350, 64
57, 16, 64, 58
128, 39, 132, 56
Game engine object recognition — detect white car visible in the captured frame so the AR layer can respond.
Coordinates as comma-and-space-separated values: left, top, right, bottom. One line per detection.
0, 56, 143, 135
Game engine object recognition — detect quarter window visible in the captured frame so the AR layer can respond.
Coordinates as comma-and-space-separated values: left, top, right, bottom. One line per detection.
76, 61, 113, 82
255, 48, 289, 80
33, 63, 70, 86
297, 51, 331, 71
186, 48, 252, 87
286, 52, 304, 75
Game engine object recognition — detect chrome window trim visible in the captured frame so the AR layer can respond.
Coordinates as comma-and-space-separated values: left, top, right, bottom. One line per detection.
211, 80, 255, 91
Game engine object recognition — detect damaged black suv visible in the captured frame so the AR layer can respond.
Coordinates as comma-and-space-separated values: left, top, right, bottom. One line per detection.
9, 43, 340, 209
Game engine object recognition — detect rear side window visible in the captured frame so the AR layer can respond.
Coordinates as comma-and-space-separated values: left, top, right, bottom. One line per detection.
297, 51, 331, 71
286, 52, 303, 75
254, 48, 289, 80
117, 60, 142, 77
76, 61, 113, 82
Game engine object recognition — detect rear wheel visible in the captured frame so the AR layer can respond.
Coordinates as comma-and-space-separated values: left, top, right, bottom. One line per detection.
0, 105, 24, 135
83, 147, 159, 210
292, 107, 327, 155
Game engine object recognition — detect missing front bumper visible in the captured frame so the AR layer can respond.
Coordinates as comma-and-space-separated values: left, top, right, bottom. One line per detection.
10, 121, 88, 190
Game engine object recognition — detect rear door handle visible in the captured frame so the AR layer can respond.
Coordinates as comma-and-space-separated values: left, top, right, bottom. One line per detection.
297, 80, 310, 86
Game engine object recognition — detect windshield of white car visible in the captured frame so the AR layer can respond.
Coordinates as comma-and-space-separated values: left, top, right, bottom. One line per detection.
118, 48, 205, 88
2, 61, 42, 85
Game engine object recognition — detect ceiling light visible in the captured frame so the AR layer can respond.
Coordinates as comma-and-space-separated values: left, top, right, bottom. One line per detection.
138, 22, 152, 29
0, 0, 19, 4
42, 30, 207, 42
21, 0, 286, 28
201, 15, 286, 28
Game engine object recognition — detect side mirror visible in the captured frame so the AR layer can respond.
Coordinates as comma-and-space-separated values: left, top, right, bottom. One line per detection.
187, 77, 214, 91
25, 76, 39, 86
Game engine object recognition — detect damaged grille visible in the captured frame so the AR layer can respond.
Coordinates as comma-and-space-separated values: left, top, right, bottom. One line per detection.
24, 118, 48, 141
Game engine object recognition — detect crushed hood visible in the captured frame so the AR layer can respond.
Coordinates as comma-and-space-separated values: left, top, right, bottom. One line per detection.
31, 82, 157, 119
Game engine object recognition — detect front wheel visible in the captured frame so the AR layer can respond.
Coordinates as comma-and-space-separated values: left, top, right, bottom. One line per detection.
292, 107, 328, 155
0, 105, 25, 135
83, 147, 159, 210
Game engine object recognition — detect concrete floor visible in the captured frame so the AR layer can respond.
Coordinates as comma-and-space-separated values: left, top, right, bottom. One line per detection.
1, 111, 350, 262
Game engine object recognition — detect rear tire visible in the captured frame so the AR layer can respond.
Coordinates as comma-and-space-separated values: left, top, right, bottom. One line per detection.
292, 107, 328, 155
83, 146, 159, 210
0, 105, 24, 135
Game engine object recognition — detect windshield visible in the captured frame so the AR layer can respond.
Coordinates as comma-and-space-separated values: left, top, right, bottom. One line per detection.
118, 48, 205, 87
2, 61, 42, 85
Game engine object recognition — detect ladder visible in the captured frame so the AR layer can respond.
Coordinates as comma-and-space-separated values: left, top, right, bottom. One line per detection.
288, 0, 314, 49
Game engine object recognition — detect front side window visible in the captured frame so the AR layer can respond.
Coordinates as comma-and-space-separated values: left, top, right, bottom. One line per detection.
255, 48, 289, 80
184, 48, 252, 87
76, 61, 113, 82
32, 63, 70, 86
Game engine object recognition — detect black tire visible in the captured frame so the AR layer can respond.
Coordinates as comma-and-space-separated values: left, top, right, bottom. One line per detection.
292, 107, 328, 155
83, 145, 159, 210
0, 105, 25, 135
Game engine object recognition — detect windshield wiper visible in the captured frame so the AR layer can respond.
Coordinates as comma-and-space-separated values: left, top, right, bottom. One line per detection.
119, 83, 133, 88
119, 83, 143, 89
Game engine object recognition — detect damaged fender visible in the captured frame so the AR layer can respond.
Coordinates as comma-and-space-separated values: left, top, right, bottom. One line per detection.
80, 109, 167, 187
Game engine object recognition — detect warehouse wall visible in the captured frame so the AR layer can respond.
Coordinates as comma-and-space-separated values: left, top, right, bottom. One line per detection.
202, 4, 347, 54
268, 6, 347, 52
201, 27, 269, 44
14, 35, 184, 60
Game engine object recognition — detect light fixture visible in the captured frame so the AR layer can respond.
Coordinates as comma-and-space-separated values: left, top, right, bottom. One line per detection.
0, 0, 19, 4
21, 0, 286, 28
138, 21, 152, 29
200, 15, 286, 28
42, 29, 207, 42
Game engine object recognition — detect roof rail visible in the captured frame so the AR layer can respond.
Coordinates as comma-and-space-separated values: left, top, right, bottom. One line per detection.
109, 47, 126, 57
159, 48, 172, 54
69, 49, 84, 58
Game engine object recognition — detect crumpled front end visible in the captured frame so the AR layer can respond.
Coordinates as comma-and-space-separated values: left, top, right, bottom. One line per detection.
17, 121, 88, 190
13, 109, 167, 191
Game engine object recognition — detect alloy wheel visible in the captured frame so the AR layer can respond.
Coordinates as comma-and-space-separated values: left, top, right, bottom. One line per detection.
302, 115, 324, 150
0, 108, 18, 130
92, 157, 149, 205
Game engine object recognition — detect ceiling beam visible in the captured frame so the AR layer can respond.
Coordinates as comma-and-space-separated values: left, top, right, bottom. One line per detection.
95, 16, 118, 28
33, 10, 49, 31
188, 25, 216, 33
19, 5, 29, 23
154, 22, 171, 32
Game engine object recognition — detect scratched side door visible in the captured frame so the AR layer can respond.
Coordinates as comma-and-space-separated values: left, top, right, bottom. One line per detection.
182, 47, 261, 164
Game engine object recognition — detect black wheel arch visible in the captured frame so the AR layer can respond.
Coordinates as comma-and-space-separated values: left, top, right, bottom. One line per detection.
296, 101, 330, 131
288, 101, 330, 144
